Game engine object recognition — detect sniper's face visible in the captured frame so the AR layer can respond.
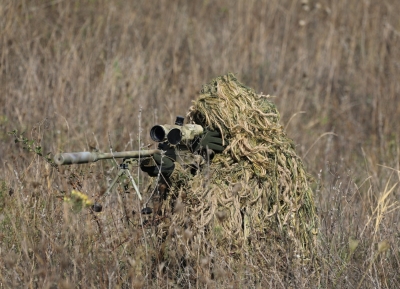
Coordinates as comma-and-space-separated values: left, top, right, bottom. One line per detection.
190, 111, 206, 127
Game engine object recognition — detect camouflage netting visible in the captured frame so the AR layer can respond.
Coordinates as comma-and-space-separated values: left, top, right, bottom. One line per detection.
155, 73, 319, 283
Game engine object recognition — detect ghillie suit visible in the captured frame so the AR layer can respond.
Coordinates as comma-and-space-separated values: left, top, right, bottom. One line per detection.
156, 73, 319, 286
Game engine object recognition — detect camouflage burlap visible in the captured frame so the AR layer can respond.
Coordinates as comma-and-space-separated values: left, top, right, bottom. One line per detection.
157, 73, 319, 285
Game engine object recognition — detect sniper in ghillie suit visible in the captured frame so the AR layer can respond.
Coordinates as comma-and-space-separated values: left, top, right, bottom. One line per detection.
55, 73, 319, 285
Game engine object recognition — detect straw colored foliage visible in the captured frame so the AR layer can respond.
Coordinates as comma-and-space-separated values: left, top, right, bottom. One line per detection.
155, 73, 318, 280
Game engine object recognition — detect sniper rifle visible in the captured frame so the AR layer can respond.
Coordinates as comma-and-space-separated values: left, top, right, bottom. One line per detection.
54, 116, 204, 200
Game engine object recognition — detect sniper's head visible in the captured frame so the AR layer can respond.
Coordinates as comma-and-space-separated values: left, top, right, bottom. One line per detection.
187, 73, 279, 136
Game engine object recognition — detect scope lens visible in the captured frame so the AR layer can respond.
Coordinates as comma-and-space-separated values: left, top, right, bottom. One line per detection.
167, 128, 182, 145
150, 125, 166, 142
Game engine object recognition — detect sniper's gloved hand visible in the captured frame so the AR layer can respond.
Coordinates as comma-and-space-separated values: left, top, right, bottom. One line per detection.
140, 142, 176, 178
191, 129, 227, 156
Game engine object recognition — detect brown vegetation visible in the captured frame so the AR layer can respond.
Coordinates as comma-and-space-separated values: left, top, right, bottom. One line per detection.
1, 0, 400, 288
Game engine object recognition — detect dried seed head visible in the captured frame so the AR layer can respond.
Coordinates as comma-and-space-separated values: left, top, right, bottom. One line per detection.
200, 257, 209, 268
232, 183, 242, 194
183, 228, 193, 241
378, 240, 390, 253
174, 199, 184, 213
215, 210, 228, 222
348, 236, 359, 254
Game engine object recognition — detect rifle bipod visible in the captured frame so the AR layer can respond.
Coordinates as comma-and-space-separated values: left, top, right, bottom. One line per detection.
105, 158, 142, 200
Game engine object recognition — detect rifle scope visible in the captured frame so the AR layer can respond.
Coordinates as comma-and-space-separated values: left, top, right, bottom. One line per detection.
150, 122, 203, 145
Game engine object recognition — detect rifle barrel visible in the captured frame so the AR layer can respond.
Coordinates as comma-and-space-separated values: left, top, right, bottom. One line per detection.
54, 149, 162, 165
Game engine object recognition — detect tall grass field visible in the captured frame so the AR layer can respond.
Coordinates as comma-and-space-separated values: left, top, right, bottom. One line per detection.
1, 0, 400, 288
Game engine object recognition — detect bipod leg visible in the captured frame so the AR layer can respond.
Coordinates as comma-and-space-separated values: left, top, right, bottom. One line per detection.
104, 168, 126, 196
104, 159, 142, 201
126, 169, 142, 201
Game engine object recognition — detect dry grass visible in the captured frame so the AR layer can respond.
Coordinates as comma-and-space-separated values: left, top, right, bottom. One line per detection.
1, 0, 400, 288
